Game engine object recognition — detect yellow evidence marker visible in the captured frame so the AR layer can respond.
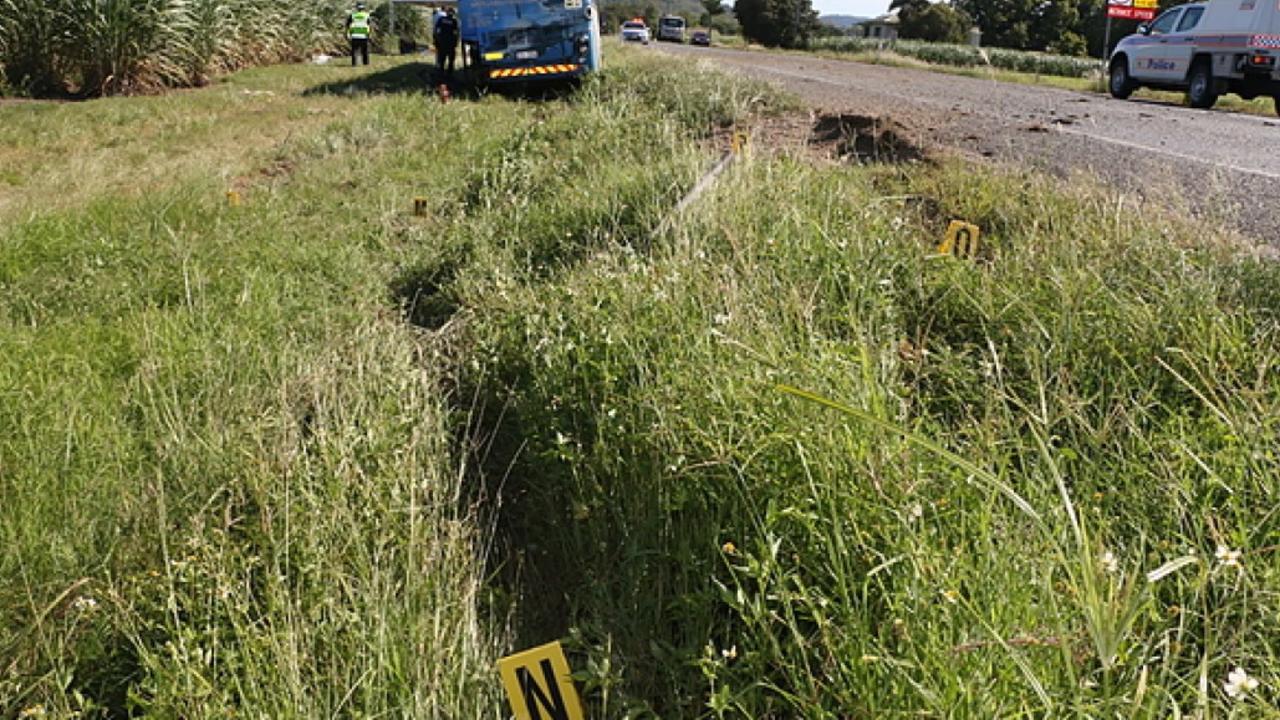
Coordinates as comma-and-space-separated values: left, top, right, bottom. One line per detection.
497, 640, 585, 720
938, 219, 981, 259
413, 197, 429, 216
226, 190, 242, 207
730, 130, 749, 154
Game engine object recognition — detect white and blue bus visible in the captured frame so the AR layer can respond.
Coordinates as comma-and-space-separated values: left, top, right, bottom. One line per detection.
459, 0, 602, 83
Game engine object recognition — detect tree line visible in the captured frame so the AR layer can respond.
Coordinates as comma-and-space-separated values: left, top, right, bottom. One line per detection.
601, 0, 741, 35
730, 0, 1174, 56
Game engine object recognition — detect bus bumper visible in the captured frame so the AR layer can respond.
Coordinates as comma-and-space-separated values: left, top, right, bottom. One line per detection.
484, 63, 585, 81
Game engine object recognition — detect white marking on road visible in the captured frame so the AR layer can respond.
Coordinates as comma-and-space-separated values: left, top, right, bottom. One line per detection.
721, 58, 1280, 182
1052, 125, 1280, 181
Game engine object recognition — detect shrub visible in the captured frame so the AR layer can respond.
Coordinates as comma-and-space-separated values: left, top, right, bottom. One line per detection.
812, 35, 1099, 78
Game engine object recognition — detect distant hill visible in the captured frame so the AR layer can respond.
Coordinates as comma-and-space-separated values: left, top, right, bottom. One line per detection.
820, 14, 870, 28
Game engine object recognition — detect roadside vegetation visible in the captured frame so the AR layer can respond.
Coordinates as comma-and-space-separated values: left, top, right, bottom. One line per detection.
1, 54, 508, 717
813, 36, 1098, 78
4, 44, 1279, 717
0, 0, 359, 96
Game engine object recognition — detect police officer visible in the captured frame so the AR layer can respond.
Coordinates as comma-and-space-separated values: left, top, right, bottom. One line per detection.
433, 7, 459, 74
346, 2, 372, 67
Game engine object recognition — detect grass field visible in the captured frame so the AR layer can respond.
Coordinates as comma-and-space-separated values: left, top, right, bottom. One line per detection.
4, 45, 1280, 717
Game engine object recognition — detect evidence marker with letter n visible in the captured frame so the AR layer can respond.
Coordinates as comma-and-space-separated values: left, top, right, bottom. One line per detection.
937, 219, 981, 259
496, 640, 585, 720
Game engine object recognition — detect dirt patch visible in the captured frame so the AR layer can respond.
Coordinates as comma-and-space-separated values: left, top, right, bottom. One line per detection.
708, 111, 934, 165
258, 156, 295, 179
227, 155, 297, 194
809, 113, 928, 164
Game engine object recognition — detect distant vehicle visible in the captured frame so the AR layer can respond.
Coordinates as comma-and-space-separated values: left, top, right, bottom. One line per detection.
620, 19, 650, 44
657, 15, 687, 42
1108, 0, 1280, 114
459, 0, 602, 84
691, 29, 710, 46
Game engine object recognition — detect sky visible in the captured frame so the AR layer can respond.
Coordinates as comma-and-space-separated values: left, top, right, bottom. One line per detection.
812, 0, 888, 17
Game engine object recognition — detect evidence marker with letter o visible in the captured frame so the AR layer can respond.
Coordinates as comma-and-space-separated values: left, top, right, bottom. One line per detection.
496, 640, 585, 720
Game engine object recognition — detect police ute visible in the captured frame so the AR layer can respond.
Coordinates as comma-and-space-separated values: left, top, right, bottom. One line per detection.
620, 19, 650, 43
1109, 0, 1280, 114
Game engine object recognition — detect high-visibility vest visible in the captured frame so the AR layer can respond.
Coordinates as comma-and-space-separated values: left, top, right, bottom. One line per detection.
349, 11, 371, 39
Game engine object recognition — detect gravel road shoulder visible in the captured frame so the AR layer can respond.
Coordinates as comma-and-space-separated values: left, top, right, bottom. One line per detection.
657, 43, 1280, 243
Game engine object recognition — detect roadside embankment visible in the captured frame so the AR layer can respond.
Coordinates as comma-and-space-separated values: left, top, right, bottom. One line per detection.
4, 45, 1279, 717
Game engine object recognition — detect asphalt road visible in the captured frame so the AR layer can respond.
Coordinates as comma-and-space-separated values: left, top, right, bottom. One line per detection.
655, 43, 1280, 241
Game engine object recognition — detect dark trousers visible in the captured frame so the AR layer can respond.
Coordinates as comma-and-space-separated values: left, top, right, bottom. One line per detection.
435, 42, 456, 72
350, 38, 369, 66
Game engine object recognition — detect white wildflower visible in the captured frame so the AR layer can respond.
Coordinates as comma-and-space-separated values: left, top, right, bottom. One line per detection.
1224, 666, 1259, 699
907, 502, 923, 521
721, 645, 737, 660
1100, 550, 1119, 575
1215, 545, 1242, 570
713, 312, 732, 326
71, 596, 99, 612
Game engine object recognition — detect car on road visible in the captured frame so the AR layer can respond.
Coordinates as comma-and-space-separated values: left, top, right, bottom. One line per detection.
621, 19, 650, 44
691, 30, 711, 46
1108, 0, 1280, 114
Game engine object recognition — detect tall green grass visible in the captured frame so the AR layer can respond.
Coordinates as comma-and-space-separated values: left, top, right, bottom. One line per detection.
422, 69, 1278, 714
4, 44, 1278, 717
0, 47, 779, 716
0, 0, 349, 95
0, 59, 507, 716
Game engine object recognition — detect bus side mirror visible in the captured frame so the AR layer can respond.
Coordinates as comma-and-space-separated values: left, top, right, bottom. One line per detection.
1137, 23, 1150, 35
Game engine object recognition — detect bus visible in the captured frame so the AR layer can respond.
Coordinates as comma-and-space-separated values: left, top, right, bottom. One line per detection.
657, 14, 686, 42
459, 0, 602, 84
